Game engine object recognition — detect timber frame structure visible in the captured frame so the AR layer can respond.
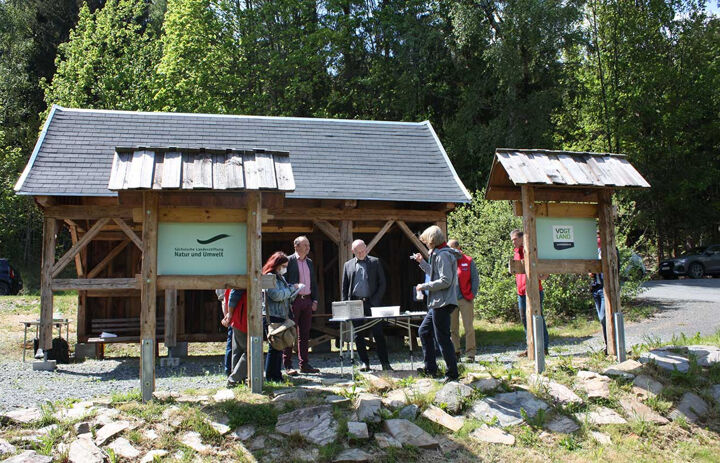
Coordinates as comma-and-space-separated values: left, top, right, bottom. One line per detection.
16, 106, 471, 399
486, 148, 650, 372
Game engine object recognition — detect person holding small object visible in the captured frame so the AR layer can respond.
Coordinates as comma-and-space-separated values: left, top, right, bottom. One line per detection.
217, 289, 233, 376
262, 252, 303, 382
222, 288, 248, 387
413, 225, 460, 382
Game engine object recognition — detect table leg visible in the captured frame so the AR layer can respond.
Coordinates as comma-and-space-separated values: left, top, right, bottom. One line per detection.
407, 317, 413, 371
339, 322, 344, 378
350, 323, 355, 377
23, 325, 28, 362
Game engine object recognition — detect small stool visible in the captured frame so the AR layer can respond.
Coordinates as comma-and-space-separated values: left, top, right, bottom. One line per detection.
21, 319, 70, 362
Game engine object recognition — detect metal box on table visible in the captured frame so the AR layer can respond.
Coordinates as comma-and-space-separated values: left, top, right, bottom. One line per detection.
331, 300, 364, 319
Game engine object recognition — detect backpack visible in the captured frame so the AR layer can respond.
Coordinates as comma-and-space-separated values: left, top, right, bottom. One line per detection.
33, 337, 70, 364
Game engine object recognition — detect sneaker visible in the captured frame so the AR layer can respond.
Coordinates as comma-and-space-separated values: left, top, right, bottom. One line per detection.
286, 369, 299, 376
300, 366, 320, 374
517, 350, 528, 358
381, 363, 394, 371
416, 367, 440, 378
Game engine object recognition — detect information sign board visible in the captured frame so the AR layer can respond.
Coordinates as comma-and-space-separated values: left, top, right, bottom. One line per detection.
536, 217, 598, 260
157, 222, 247, 275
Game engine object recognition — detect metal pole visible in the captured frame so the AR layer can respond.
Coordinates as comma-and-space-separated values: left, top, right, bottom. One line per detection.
533, 315, 545, 374
614, 312, 626, 362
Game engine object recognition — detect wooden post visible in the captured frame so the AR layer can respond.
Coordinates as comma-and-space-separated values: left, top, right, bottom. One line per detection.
313, 236, 325, 313
247, 191, 264, 393
39, 218, 58, 351
521, 186, 541, 361
339, 220, 353, 293
598, 190, 621, 356
164, 288, 177, 348
140, 191, 158, 402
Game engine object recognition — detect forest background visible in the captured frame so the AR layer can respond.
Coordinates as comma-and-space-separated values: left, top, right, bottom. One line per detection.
0, 0, 718, 319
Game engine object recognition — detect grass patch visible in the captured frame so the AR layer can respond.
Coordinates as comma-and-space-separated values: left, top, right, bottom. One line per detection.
221, 401, 278, 431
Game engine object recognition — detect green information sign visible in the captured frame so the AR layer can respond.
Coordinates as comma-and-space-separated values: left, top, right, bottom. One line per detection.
157, 222, 247, 275
536, 217, 599, 260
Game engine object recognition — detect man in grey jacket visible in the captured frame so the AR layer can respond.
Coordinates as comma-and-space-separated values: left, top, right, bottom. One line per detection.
414, 226, 459, 381
341, 239, 391, 371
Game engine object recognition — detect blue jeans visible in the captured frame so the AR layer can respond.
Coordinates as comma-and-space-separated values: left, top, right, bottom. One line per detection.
419, 306, 458, 379
264, 316, 285, 382
225, 327, 233, 376
592, 289, 607, 346
518, 290, 549, 350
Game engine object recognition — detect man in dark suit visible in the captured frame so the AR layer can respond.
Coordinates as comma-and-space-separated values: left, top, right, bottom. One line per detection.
284, 236, 320, 374
341, 239, 391, 371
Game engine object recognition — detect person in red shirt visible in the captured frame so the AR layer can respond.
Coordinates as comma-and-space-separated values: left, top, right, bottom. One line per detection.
222, 289, 248, 387
511, 229, 549, 357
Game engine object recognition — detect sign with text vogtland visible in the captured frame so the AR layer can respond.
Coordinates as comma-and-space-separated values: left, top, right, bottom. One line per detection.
536, 217, 598, 260
157, 222, 247, 275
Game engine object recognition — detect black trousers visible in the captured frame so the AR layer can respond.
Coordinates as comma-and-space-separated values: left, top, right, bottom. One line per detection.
352, 298, 389, 366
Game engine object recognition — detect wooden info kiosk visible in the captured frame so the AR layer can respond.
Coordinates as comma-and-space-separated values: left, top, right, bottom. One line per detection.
486, 149, 650, 372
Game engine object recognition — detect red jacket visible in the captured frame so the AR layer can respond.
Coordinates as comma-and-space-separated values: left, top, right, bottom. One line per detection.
514, 247, 543, 296
457, 253, 475, 300
225, 289, 248, 333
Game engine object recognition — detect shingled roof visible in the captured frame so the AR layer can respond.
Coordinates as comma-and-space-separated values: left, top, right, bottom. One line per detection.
15, 106, 471, 203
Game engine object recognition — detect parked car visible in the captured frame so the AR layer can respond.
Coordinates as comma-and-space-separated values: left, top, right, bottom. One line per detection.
0, 259, 23, 295
659, 245, 720, 279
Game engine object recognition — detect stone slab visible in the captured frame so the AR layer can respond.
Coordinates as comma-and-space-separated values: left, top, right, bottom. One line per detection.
347, 421, 370, 439
69, 436, 106, 463
140, 450, 168, 463
422, 405, 465, 432
639, 350, 689, 373
669, 392, 709, 423
590, 431, 612, 445
2, 450, 53, 463
529, 374, 582, 405
710, 384, 720, 405
469, 425, 515, 445
382, 389, 409, 409
603, 359, 643, 378
325, 394, 351, 405
107, 437, 140, 459
468, 391, 550, 427
632, 375, 664, 399
95, 420, 130, 446
333, 448, 373, 462
0, 438, 16, 456
362, 373, 393, 392
213, 389, 235, 402
230, 424, 255, 441
180, 431, 211, 454
575, 407, 627, 425
434, 381, 474, 414
620, 398, 669, 424
384, 419, 439, 449
32, 360, 56, 371
398, 404, 419, 420
575, 371, 612, 399
276, 405, 338, 446
374, 432, 402, 448
544, 414, 580, 433
354, 393, 383, 423
471, 377, 501, 393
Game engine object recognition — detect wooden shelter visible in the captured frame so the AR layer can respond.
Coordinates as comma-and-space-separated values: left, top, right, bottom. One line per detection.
486, 148, 650, 371
15, 106, 470, 397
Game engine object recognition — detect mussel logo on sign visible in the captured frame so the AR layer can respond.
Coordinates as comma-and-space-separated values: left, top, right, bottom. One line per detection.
553, 225, 575, 250
196, 234, 230, 245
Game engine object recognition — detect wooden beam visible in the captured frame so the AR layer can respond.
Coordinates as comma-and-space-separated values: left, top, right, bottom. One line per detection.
521, 186, 541, 361
39, 218, 58, 351
396, 221, 429, 259
158, 207, 247, 223
598, 190, 621, 356
514, 202, 598, 218
51, 218, 110, 278
164, 288, 177, 348
140, 191, 159, 402
52, 278, 140, 291
366, 220, 395, 254
157, 275, 248, 290
68, 224, 85, 277
339, 220, 353, 293
510, 258, 602, 275
247, 191, 263, 394
487, 186, 600, 203
314, 220, 340, 244
113, 218, 143, 249
45, 205, 134, 220
270, 208, 447, 222
87, 239, 131, 279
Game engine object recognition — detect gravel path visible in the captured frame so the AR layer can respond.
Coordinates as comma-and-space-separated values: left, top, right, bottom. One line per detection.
2, 279, 718, 412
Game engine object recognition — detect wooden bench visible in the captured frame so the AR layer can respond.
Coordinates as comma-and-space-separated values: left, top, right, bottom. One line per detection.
87, 317, 164, 358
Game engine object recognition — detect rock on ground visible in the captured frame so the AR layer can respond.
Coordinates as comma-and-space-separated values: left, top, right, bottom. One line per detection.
384, 419, 439, 449
180, 431, 211, 454
354, 393, 383, 423
275, 405, 338, 446
711, 384, 720, 405
639, 350, 690, 373
1, 450, 53, 463
69, 436, 107, 463
107, 437, 140, 459
422, 405, 464, 432
575, 371, 612, 399
398, 404, 419, 420
362, 373, 393, 392
140, 450, 168, 463
213, 388, 235, 402
230, 424, 255, 441
603, 359, 643, 378
333, 448, 373, 462
669, 392, 709, 423
590, 431, 612, 445
0, 438, 16, 456
544, 414, 580, 434
632, 375, 664, 399
382, 389, 409, 409
687, 345, 720, 367
347, 421, 369, 439
95, 420, 130, 446
470, 377, 501, 393
620, 398, 669, 424
1, 408, 42, 425
529, 374, 582, 405
434, 381, 474, 414
374, 432, 402, 448
468, 391, 550, 427
469, 426, 515, 445
575, 407, 627, 425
